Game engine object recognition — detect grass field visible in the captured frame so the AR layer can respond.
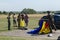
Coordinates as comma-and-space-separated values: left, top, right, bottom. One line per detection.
0, 14, 47, 40
0, 14, 47, 31
0, 36, 48, 40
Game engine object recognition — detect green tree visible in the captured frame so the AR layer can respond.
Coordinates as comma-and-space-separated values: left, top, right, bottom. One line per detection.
0, 11, 2, 14
21, 8, 36, 14
3, 11, 7, 14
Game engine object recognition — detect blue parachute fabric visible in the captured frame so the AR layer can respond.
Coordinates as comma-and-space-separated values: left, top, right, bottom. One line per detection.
27, 20, 43, 34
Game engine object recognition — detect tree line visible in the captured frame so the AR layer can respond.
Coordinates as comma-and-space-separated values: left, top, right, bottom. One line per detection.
0, 8, 59, 14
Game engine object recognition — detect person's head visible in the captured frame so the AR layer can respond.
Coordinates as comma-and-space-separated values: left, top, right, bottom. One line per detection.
25, 13, 27, 16
13, 13, 15, 15
21, 14, 24, 20
21, 14, 24, 17
47, 11, 50, 15
8, 13, 11, 16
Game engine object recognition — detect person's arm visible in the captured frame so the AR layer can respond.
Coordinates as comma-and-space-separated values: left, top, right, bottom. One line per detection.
7, 17, 8, 19
7, 16, 9, 19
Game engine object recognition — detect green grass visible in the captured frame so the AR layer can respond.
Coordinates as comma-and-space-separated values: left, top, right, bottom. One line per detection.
0, 16, 40, 32
0, 36, 26, 40
0, 36, 55, 40
28, 17, 40, 29
0, 15, 56, 40
0, 15, 40, 40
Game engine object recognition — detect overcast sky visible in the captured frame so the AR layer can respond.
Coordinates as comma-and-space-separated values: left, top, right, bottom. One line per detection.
0, 0, 60, 11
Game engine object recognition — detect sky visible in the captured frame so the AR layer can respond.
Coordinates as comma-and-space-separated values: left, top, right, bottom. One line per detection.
0, 0, 60, 11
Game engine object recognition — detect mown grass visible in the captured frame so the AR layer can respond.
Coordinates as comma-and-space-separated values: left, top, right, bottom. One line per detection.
0, 15, 41, 32
0, 36, 26, 40
0, 14, 44, 40
0, 36, 56, 40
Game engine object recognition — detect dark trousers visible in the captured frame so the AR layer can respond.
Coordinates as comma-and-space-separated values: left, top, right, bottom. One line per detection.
48, 21, 53, 33
49, 21, 57, 33
18, 21, 20, 29
49, 24, 52, 33
25, 20, 28, 27
8, 21, 10, 30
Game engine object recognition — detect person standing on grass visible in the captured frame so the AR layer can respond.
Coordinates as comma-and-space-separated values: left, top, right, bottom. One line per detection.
12, 13, 17, 27
7, 13, 11, 30
24, 13, 29, 27
17, 13, 21, 29
20, 14, 27, 30
20, 14, 25, 29
47, 11, 57, 33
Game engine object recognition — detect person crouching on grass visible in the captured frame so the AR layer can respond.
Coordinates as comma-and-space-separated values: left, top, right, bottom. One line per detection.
7, 13, 11, 30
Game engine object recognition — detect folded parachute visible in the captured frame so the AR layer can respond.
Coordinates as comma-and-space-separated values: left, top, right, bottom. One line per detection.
27, 20, 50, 34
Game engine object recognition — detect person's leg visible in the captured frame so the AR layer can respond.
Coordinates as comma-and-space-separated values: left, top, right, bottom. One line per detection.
49, 26, 52, 33
53, 24, 57, 31
18, 23, 20, 29
18, 20, 20, 29
50, 22, 57, 31
8, 22, 10, 30
49, 24, 52, 33
26, 23, 27, 27
13, 21, 15, 27
13, 20, 17, 27
25, 22, 28, 27
15, 20, 17, 27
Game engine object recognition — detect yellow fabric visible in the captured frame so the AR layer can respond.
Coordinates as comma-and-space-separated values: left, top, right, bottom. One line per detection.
39, 21, 50, 34
20, 19, 25, 27
43, 27, 50, 34
39, 21, 46, 34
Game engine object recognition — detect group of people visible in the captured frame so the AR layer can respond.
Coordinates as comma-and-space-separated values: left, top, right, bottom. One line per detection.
7, 11, 57, 34
7, 13, 29, 30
